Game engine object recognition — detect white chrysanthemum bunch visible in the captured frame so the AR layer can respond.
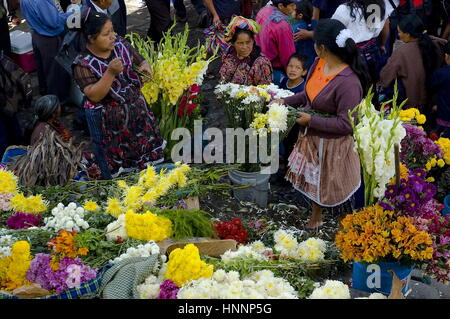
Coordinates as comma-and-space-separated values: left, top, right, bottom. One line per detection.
297, 238, 327, 262
43, 203, 89, 232
137, 262, 167, 299
309, 280, 351, 299
110, 241, 162, 264
221, 241, 272, 263
0, 234, 16, 258
177, 269, 298, 299
105, 214, 127, 242
350, 90, 406, 204
274, 230, 327, 262
267, 103, 289, 133
261, 84, 295, 100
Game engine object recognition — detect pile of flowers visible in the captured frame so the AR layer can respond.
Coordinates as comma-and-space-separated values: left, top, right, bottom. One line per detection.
308, 280, 351, 299
335, 203, 434, 264
215, 83, 294, 129
0, 168, 47, 215
106, 163, 191, 217
6, 212, 42, 229
0, 235, 16, 258
397, 108, 426, 124
110, 242, 161, 264
27, 254, 97, 294
157, 279, 180, 299
43, 203, 89, 232
221, 241, 273, 263
128, 26, 214, 156
349, 89, 406, 204
105, 214, 127, 242
165, 244, 214, 287
48, 230, 89, 260
213, 218, 249, 244
414, 213, 450, 283
136, 262, 168, 299
124, 210, 172, 242
220, 230, 327, 264
0, 240, 32, 290
177, 269, 298, 299
400, 124, 443, 171
250, 103, 297, 140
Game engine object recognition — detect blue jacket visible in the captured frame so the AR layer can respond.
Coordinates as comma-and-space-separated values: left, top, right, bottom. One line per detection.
20, 0, 71, 37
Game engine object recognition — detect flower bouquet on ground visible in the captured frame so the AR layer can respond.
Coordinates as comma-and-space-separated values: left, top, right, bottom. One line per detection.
215, 83, 296, 172
127, 23, 217, 157
335, 203, 434, 265
414, 213, 450, 284
349, 86, 406, 205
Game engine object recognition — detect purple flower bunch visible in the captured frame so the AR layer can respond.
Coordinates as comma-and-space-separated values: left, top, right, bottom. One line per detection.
383, 168, 437, 217
157, 280, 179, 299
26, 254, 97, 294
400, 124, 443, 170
414, 213, 450, 283
6, 212, 42, 229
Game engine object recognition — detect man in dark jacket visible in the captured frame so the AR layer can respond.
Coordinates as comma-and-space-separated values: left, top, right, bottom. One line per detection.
84, 0, 127, 36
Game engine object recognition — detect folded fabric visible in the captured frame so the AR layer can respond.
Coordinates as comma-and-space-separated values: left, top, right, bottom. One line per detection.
98, 256, 163, 299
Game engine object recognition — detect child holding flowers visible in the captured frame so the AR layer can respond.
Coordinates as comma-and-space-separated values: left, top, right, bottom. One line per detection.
273, 19, 370, 230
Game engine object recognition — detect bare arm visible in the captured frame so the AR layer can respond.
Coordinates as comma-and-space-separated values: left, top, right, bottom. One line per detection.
380, 19, 390, 53
83, 58, 123, 103
203, 0, 221, 24
312, 7, 320, 21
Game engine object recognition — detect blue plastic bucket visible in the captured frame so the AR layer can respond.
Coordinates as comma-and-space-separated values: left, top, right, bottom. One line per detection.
442, 195, 450, 216
352, 261, 414, 296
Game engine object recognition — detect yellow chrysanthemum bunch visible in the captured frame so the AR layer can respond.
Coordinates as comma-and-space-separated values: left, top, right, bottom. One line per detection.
436, 137, 450, 165
83, 201, 99, 212
0, 241, 32, 290
397, 108, 426, 124
9, 193, 47, 214
425, 156, 446, 171
250, 113, 270, 136
0, 168, 18, 194
106, 163, 191, 215
125, 210, 172, 241
336, 204, 433, 263
165, 244, 213, 287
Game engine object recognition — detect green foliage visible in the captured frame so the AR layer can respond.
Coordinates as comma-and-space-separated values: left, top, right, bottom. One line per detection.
84, 210, 115, 230
75, 228, 147, 269
0, 228, 54, 255
154, 208, 215, 240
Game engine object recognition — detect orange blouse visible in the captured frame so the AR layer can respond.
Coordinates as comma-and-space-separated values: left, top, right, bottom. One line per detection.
306, 58, 348, 102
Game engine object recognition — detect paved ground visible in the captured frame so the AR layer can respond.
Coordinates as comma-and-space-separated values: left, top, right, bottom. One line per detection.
7, 0, 450, 299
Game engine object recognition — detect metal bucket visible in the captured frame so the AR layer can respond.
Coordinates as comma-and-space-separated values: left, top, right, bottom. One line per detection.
228, 169, 270, 208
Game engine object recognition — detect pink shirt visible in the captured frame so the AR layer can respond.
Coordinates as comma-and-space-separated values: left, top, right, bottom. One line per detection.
255, 6, 296, 70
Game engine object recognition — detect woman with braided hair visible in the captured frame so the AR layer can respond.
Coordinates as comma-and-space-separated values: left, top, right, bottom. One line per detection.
219, 16, 273, 86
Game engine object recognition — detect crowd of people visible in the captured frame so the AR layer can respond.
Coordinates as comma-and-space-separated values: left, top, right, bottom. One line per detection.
0, 0, 450, 229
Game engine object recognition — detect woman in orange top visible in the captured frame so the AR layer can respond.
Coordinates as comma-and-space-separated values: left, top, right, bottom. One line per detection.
275, 19, 370, 231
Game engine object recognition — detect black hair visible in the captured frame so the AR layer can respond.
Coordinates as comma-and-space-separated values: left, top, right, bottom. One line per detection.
273, 0, 295, 8
445, 41, 450, 55
295, 0, 313, 24
82, 10, 111, 44
230, 28, 254, 44
347, 0, 386, 23
314, 19, 371, 95
288, 52, 308, 70
398, 14, 438, 82
230, 27, 262, 67
34, 95, 60, 122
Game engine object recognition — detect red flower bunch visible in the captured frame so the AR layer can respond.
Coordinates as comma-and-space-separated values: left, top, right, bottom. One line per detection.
178, 84, 200, 118
213, 218, 248, 244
